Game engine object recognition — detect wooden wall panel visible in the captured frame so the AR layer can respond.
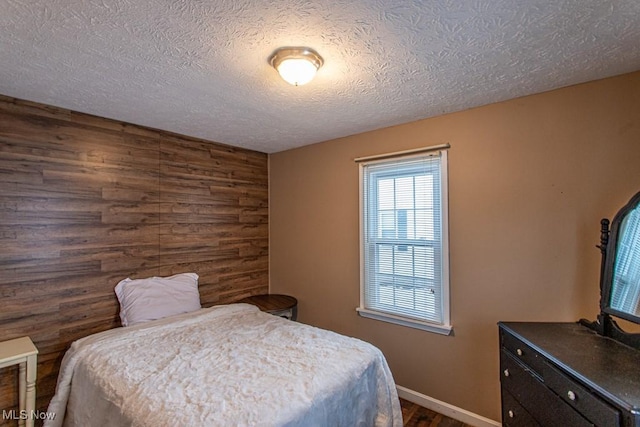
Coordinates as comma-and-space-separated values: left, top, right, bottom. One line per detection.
158, 135, 269, 305
0, 95, 269, 420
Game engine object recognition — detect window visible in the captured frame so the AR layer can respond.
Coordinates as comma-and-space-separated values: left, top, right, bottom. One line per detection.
357, 147, 451, 335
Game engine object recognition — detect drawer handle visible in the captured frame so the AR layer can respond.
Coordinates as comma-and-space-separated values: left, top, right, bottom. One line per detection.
508, 410, 515, 418
503, 369, 510, 377
516, 348, 523, 356
567, 390, 576, 401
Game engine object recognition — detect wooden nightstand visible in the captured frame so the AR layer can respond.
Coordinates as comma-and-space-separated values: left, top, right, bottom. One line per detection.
0, 336, 38, 427
239, 294, 298, 320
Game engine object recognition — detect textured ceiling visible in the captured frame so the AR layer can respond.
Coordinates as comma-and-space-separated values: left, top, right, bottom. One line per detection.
1, 1, 640, 153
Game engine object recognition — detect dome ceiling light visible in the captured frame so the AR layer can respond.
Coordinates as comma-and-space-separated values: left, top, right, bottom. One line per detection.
269, 47, 324, 86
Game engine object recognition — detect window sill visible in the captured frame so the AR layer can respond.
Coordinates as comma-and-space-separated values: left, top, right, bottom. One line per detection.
356, 308, 453, 336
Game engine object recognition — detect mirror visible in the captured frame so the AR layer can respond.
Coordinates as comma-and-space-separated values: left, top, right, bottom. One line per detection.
603, 192, 640, 323
583, 191, 640, 349
608, 201, 640, 317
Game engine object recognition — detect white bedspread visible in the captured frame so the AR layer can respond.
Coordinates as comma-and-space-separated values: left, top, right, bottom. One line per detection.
46, 304, 402, 427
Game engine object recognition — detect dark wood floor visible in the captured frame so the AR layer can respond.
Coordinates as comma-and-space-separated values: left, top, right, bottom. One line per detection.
400, 398, 474, 427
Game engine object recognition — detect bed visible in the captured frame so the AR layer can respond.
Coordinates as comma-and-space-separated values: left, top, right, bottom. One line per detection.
45, 303, 402, 426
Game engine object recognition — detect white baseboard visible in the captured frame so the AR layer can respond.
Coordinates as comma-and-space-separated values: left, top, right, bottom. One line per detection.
396, 385, 501, 427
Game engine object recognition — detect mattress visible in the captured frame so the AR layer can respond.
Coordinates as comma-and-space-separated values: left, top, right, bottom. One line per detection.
46, 303, 402, 426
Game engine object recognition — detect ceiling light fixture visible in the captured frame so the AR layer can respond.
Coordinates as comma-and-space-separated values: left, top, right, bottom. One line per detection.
269, 47, 324, 86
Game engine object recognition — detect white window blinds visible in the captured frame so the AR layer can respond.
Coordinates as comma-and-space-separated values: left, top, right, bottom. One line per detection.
358, 149, 450, 332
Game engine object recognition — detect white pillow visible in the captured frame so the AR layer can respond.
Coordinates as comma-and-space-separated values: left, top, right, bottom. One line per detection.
115, 273, 201, 326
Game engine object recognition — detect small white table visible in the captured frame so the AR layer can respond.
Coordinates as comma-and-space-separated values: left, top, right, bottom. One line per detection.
0, 337, 38, 427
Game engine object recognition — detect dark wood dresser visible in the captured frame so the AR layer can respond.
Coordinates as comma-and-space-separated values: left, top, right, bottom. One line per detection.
499, 322, 640, 427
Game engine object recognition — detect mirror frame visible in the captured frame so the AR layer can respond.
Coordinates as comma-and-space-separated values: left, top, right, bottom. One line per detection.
601, 191, 640, 323
582, 191, 640, 349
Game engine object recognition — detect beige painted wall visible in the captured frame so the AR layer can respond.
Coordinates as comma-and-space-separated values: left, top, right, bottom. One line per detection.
269, 70, 640, 422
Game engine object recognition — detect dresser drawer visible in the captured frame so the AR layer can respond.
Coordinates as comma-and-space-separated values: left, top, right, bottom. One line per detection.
544, 361, 620, 427
501, 389, 540, 427
501, 329, 545, 378
501, 351, 594, 427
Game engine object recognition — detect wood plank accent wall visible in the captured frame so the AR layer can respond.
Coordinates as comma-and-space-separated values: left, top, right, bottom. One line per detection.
0, 95, 269, 417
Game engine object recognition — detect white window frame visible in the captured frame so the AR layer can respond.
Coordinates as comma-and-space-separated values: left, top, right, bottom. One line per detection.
356, 146, 451, 335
